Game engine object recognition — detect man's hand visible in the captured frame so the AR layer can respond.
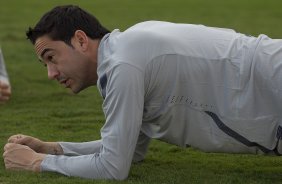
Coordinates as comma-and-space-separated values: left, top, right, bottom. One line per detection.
8, 134, 63, 155
3, 143, 46, 172
0, 81, 11, 102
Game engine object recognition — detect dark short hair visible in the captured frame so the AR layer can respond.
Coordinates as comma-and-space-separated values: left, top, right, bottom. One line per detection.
26, 5, 110, 45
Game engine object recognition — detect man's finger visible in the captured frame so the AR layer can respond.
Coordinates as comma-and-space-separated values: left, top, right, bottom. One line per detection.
3, 150, 7, 158
3, 158, 10, 164
8, 135, 19, 143
4, 143, 13, 152
8, 135, 24, 143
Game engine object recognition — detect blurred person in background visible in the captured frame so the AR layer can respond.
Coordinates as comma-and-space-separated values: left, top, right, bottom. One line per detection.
0, 48, 11, 102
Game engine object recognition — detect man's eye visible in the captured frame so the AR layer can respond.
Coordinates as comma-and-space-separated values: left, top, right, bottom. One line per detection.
47, 55, 53, 61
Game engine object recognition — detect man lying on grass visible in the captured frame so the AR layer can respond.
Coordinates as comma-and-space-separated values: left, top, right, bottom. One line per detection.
3, 5, 282, 180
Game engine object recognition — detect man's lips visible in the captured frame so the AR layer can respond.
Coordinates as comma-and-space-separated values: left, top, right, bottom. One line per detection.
59, 79, 70, 88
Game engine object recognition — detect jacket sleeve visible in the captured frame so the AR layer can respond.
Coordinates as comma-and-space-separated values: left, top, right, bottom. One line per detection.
132, 131, 151, 162
41, 64, 145, 180
58, 140, 102, 156
59, 131, 151, 161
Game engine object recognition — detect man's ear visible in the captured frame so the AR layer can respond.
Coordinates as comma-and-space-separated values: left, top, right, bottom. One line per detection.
72, 30, 89, 51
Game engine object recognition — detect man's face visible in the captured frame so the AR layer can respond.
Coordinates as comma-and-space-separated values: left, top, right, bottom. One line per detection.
34, 35, 93, 94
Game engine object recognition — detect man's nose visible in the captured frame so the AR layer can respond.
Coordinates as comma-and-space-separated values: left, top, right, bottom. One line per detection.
47, 64, 59, 80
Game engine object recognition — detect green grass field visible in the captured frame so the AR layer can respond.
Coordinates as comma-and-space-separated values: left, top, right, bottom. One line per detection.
1, 0, 282, 183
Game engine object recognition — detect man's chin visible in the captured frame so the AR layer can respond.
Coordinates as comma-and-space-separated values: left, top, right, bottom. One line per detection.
69, 85, 87, 94
70, 88, 81, 94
